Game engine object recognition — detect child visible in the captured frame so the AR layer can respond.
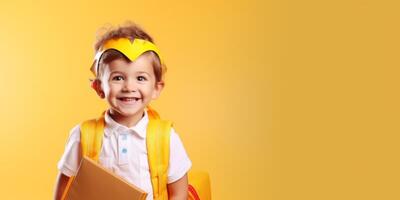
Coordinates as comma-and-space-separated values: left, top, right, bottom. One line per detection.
54, 22, 192, 200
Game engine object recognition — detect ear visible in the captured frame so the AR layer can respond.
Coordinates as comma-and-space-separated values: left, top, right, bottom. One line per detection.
91, 79, 105, 99
152, 81, 165, 100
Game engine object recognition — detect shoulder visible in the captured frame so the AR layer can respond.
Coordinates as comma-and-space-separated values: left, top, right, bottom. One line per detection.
169, 127, 178, 139
169, 127, 184, 146
57, 124, 83, 177
168, 128, 190, 161
61, 124, 82, 151
67, 124, 82, 143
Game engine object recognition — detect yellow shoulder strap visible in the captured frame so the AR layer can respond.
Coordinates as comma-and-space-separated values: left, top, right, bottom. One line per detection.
146, 106, 172, 200
80, 116, 105, 161
61, 115, 105, 200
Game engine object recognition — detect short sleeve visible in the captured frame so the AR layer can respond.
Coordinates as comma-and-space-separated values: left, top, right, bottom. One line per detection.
167, 128, 192, 184
57, 125, 82, 177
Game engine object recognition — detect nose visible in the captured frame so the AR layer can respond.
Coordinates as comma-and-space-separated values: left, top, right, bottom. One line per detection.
122, 78, 137, 93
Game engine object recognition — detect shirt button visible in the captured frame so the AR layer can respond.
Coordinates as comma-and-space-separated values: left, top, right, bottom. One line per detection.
122, 148, 127, 153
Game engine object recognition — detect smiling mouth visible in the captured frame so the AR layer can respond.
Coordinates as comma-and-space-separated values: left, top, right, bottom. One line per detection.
118, 97, 140, 102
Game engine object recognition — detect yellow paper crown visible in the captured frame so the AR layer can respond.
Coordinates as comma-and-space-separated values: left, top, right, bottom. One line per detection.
91, 38, 163, 75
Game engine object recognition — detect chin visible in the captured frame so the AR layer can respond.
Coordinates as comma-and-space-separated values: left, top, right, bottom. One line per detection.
119, 109, 144, 117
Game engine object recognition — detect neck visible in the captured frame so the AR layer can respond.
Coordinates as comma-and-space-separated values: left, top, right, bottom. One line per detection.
108, 110, 145, 128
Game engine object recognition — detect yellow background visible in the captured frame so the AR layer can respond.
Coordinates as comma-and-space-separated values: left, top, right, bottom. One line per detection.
0, 0, 399, 199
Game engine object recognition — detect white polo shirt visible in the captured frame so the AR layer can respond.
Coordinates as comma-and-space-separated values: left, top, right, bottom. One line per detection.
57, 110, 192, 200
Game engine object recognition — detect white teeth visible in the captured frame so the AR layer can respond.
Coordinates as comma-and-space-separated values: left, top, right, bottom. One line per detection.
119, 97, 139, 101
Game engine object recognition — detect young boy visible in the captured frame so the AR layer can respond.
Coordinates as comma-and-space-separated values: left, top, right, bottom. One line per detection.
54, 22, 192, 200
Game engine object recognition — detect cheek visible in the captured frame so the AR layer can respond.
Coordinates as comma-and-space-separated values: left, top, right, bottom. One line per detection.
150, 87, 161, 98
107, 84, 119, 95
102, 84, 110, 95
102, 82, 117, 96
144, 85, 156, 94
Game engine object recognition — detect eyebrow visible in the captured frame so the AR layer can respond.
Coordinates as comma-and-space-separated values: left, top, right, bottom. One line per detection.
109, 71, 124, 75
109, 71, 151, 77
136, 71, 150, 76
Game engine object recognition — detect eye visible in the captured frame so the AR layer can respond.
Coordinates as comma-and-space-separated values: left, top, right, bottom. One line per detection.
137, 76, 147, 81
112, 75, 124, 81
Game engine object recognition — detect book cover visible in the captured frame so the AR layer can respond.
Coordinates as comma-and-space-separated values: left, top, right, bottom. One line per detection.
64, 157, 147, 200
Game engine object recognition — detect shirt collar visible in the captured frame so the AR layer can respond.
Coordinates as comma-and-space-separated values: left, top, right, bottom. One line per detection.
104, 110, 148, 139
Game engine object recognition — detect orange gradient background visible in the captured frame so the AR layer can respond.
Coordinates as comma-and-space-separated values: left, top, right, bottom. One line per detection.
0, 0, 399, 199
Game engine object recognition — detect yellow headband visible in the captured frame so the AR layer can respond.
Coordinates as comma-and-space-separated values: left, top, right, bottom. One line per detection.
91, 38, 163, 75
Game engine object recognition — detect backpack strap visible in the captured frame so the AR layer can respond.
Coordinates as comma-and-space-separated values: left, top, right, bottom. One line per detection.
61, 115, 105, 200
188, 184, 201, 200
146, 106, 172, 200
80, 115, 105, 161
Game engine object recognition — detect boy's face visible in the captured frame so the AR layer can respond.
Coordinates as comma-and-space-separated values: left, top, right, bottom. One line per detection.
97, 53, 164, 121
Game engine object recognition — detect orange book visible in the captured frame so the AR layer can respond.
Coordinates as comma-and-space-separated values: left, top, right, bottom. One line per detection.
63, 157, 147, 200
